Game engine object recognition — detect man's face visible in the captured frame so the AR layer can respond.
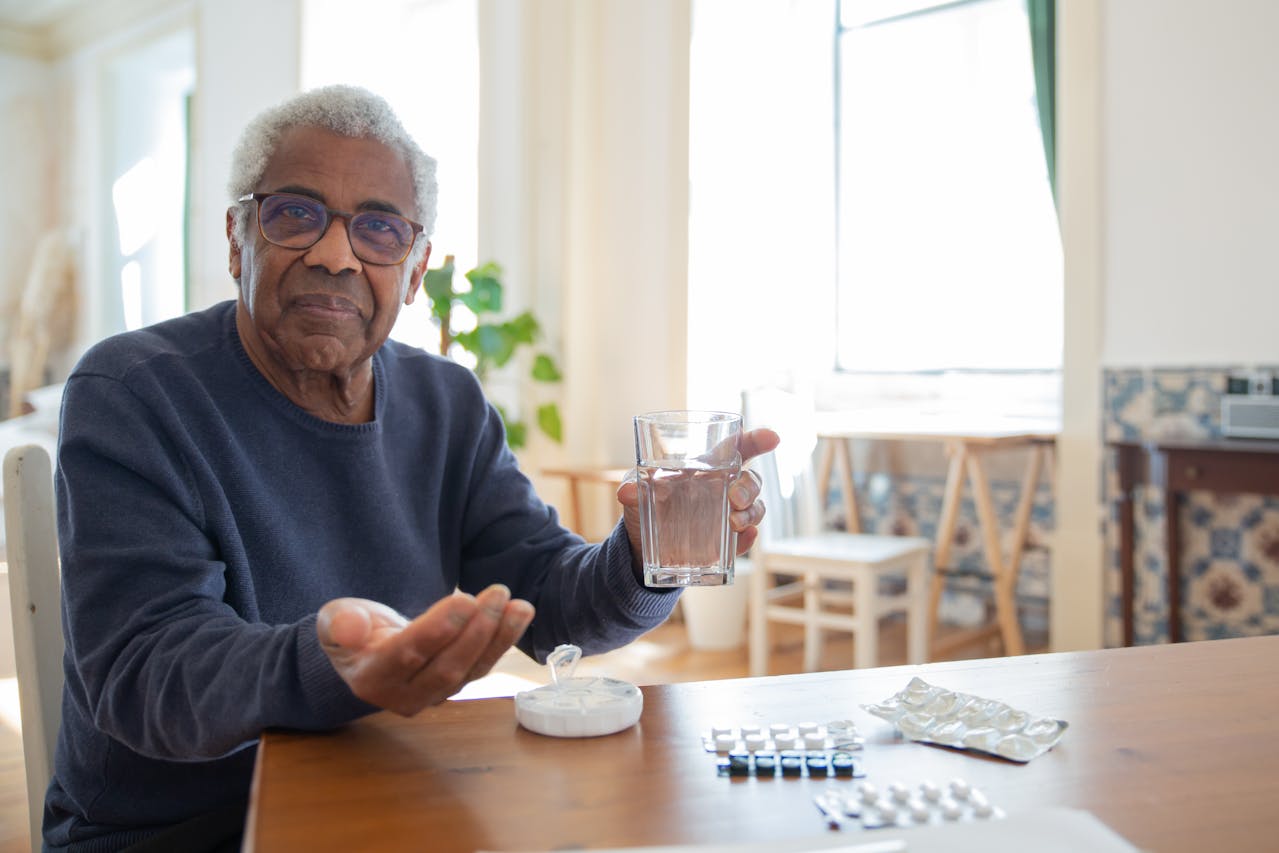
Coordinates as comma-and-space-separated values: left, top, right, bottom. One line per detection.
227, 126, 429, 377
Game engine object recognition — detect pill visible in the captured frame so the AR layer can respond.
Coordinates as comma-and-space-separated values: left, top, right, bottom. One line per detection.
974, 801, 995, 819
941, 800, 963, 821
877, 802, 898, 823
743, 734, 767, 752
888, 781, 910, 802
710, 724, 734, 738
920, 780, 941, 801
714, 734, 736, 753
740, 723, 762, 736
774, 734, 798, 750
803, 733, 828, 750
830, 753, 856, 777
857, 782, 879, 803
769, 722, 792, 737
753, 753, 777, 776
909, 802, 931, 823
780, 756, 803, 776
949, 778, 971, 799
798, 721, 820, 734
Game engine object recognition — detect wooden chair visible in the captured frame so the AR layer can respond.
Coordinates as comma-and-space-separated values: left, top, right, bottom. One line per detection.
743, 389, 931, 675
4, 444, 62, 849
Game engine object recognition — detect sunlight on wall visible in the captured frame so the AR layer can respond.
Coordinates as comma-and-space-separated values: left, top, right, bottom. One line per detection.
104, 27, 194, 334
687, 0, 836, 413
302, 0, 479, 354
0, 678, 20, 737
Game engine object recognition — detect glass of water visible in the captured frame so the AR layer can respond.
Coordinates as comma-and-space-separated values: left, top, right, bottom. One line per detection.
633, 410, 742, 587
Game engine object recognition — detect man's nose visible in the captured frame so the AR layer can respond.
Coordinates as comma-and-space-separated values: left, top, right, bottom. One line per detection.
303, 216, 362, 274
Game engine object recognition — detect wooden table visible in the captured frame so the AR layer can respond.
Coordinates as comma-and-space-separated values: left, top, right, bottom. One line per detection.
1110, 437, 1279, 646
246, 636, 1279, 852
815, 414, 1057, 658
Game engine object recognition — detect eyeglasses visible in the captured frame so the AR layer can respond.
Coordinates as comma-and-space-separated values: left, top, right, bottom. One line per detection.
238, 192, 424, 266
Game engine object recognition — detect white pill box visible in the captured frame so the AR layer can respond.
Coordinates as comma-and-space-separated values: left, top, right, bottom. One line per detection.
515, 676, 643, 737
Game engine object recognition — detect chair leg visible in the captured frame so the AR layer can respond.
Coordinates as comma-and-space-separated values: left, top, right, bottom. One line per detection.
803, 572, 821, 672
854, 571, 877, 670
748, 561, 768, 677
906, 554, 928, 665
926, 568, 945, 660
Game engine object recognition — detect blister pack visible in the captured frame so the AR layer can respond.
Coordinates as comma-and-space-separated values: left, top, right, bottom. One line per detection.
862, 677, 1066, 762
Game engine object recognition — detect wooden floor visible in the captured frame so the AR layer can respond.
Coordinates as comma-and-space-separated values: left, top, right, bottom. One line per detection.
0, 615, 1044, 853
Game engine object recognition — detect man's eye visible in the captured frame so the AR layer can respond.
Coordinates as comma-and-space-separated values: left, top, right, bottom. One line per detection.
358, 215, 394, 233
279, 203, 320, 220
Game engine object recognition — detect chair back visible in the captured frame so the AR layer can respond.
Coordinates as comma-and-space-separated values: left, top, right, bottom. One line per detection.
741, 388, 824, 542
4, 443, 62, 847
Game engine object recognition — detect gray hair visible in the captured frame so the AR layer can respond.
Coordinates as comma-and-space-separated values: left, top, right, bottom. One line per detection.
226, 85, 437, 256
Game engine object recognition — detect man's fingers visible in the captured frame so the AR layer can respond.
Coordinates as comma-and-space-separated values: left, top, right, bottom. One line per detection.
405, 584, 514, 699
466, 598, 536, 683
739, 428, 780, 463
615, 477, 639, 508
728, 468, 763, 511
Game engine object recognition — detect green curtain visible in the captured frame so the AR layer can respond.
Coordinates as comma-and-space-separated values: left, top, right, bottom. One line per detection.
1027, 0, 1056, 205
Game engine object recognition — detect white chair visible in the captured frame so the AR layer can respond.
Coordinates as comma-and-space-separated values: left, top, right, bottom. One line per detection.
744, 389, 931, 676
4, 443, 62, 849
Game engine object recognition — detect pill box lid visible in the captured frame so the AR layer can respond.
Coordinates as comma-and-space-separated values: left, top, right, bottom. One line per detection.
514, 676, 643, 738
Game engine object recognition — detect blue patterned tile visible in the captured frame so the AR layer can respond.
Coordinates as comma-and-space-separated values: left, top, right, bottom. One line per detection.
1210, 528, 1242, 559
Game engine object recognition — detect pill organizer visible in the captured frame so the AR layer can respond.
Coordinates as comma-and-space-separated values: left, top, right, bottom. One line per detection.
514, 644, 643, 738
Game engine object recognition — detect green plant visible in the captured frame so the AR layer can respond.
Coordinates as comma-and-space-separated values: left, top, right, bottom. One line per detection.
421, 255, 563, 449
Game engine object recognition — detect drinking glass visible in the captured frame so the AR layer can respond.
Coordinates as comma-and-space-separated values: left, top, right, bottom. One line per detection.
633, 410, 742, 587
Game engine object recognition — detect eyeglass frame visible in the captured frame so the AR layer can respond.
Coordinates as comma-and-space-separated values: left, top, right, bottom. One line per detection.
237, 192, 426, 266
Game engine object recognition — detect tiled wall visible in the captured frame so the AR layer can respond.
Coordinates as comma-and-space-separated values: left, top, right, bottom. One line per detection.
1103, 367, 1279, 645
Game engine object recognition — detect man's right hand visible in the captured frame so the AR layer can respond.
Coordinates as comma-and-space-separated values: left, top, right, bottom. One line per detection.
317, 585, 535, 716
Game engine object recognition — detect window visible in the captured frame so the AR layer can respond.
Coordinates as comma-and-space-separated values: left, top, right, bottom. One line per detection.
105, 28, 195, 332
835, 0, 1061, 375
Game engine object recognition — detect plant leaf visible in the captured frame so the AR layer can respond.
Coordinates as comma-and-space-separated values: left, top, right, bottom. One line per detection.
462, 263, 503, 314
531, 354, 562, 382
421, 257, 456, 322
537, 403, 563, 443
505, 311, 539, 344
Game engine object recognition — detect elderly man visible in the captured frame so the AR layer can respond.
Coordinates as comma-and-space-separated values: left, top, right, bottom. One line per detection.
45, 85, 777, 852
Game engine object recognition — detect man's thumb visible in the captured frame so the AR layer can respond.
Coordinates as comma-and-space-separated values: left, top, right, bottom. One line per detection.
318, 599, 374, 651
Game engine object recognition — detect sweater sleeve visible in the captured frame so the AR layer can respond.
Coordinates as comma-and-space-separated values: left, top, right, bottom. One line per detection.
57, 373, 373, 762
453, 400, 680, 664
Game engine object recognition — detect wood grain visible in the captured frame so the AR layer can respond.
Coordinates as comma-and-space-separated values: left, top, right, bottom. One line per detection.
247, 636, 1279, 853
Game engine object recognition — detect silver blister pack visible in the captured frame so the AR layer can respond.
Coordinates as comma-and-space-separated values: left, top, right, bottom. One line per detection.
863, 676, 1067, 762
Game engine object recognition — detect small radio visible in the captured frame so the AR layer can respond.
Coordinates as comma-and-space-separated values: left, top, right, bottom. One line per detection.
1222, 370, 1279, 439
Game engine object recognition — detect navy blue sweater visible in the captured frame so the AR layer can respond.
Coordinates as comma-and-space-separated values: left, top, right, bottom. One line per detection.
47, 301, 676, 851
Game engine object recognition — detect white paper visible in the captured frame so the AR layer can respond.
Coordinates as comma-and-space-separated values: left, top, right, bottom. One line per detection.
482, 808, 1142, 853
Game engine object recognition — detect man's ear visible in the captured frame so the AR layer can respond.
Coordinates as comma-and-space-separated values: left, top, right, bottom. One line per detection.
405, 242, 431, 305
226, 209, 242, 281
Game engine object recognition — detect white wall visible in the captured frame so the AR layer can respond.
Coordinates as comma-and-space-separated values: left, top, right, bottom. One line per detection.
189, 0, 301, 312
0, 52, 55, 356
1102, 0, 1279, 368
481, 1, 692, 455
1053, 0, 1104, 652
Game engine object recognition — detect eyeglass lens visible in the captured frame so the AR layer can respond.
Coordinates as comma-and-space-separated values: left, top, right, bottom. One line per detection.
257, 194, 415, 265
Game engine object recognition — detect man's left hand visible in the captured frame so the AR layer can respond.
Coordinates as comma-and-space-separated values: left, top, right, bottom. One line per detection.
616, 427, 781, 564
